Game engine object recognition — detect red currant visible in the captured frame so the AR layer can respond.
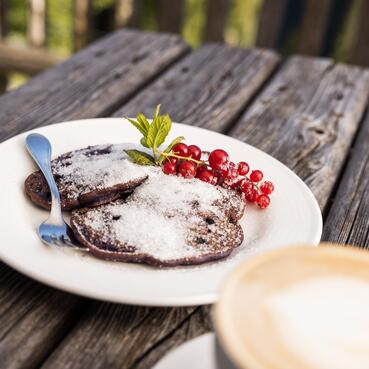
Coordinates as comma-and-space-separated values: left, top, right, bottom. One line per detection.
178, 161, 197, 178
245, 189, 258, 203
239, 178, 253, 193
197, 169, 216, 184
164, 156, 178, 165
257, 194, 270, 209
188, 145, 202, 160
250, 170, 263, 183
172, 143, 189, 157
226, 162, 238, 179
260, 181, 274, 195
208, 149, 229, 171
237, 162, 249, 176
162, 162, 177, 175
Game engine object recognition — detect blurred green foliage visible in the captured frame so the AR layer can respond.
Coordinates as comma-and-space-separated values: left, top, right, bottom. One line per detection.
6, 0, 262, 55
3, 0, 363, 89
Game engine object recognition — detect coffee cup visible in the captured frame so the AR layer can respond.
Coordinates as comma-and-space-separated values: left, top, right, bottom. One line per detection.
213, 244, 369, 369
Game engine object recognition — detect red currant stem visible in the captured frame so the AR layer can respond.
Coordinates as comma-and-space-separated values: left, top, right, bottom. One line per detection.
159, 151, 206, 165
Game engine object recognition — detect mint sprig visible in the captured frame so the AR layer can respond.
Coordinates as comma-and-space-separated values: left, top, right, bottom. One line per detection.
124, 149, 155, 165
125, 105, 184, 165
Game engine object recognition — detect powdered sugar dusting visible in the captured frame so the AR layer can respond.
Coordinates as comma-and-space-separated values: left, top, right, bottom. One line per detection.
131, 171, 223, 216
79, 170, 243, 262
52, 144, 157, 199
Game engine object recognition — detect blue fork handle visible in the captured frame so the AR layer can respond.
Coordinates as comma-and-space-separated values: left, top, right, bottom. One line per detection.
25, 133, 63, 222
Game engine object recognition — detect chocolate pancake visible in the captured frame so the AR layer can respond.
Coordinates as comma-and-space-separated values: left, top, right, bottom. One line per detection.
71, 172, 245, 267
25, 144, 156, 210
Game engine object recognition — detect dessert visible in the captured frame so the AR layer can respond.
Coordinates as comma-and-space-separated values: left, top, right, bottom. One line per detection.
25, 105, 274, 266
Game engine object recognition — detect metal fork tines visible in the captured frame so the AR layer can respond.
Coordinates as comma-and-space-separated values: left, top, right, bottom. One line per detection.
26, 133, 84, 250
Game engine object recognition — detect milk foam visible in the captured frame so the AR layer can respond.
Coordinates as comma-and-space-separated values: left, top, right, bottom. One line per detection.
266, 276, 369, 369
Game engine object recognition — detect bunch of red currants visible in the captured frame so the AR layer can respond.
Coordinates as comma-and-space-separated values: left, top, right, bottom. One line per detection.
162, 143, 274, 209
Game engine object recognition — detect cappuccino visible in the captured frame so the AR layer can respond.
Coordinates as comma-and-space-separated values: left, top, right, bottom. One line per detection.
214, 245, 369, 369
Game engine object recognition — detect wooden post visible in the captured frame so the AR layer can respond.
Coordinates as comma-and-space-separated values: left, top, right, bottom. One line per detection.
350, 0, 369, 66
298, 0, 334, 55
203, 0, 232, 42
0, 0, 7, 93
255, 0, 288, 48
27, 0, 46, 48
115, 0, 142, 29
157, 0, 184, 33
73, 0, 93, 51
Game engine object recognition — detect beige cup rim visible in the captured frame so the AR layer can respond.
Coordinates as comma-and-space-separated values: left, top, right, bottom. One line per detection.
213, 243, 369, 369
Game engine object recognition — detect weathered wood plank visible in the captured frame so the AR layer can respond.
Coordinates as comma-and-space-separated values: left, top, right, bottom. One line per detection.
38, 45, 279, 369
229, 56, 369, 210
350, 0, 369, 67
41, 304, 200, 369
0, 29, 189, 143
203, 0, 232, 42
27, 0, 46, 48
0, 30, 189, 369
298, 0, 334, 55
0, 264, 86, 369
322, 110, 369, 247
255, 0, 288, 49
133, 306, 212, 369
157, 0, 184, 34
114, 44, 280, 132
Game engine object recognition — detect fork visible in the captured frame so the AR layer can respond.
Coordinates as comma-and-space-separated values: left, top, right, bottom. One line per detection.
26, 133, 83, 249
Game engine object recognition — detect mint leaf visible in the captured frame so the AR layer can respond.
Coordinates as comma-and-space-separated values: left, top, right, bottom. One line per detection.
124, 149, 155, 165
126, 117, 148, 137
146, 114, 161, 148
154, 114, 172, 148
158, 136, 185, 164
154, 104, 161, 119
136, 114, 150, 134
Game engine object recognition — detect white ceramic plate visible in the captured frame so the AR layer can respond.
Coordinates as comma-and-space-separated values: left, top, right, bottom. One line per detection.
0, 119, 322, 306
152, 333, 216, 369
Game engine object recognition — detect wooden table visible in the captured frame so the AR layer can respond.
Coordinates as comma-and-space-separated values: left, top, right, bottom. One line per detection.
0, 29, 368, 369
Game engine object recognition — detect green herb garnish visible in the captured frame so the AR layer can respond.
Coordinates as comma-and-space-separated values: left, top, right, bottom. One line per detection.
125, 105, 184, 165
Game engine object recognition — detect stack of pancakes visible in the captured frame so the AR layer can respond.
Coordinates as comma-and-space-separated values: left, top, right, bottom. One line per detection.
25, 144, 245, 267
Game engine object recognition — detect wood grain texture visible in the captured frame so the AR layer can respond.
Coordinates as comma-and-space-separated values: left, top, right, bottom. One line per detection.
114, 44, 280, 132
322, 110, 369, 248
41, 304, 207, 369
298, 0, 334, 55
229, 55, 369, 210
132, 306, 212, 369
0, 29, 189, 143
255, 0, 288, 49
0, 30, 189, 369
0, 263, 86, 369
38, 45, 279, 369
